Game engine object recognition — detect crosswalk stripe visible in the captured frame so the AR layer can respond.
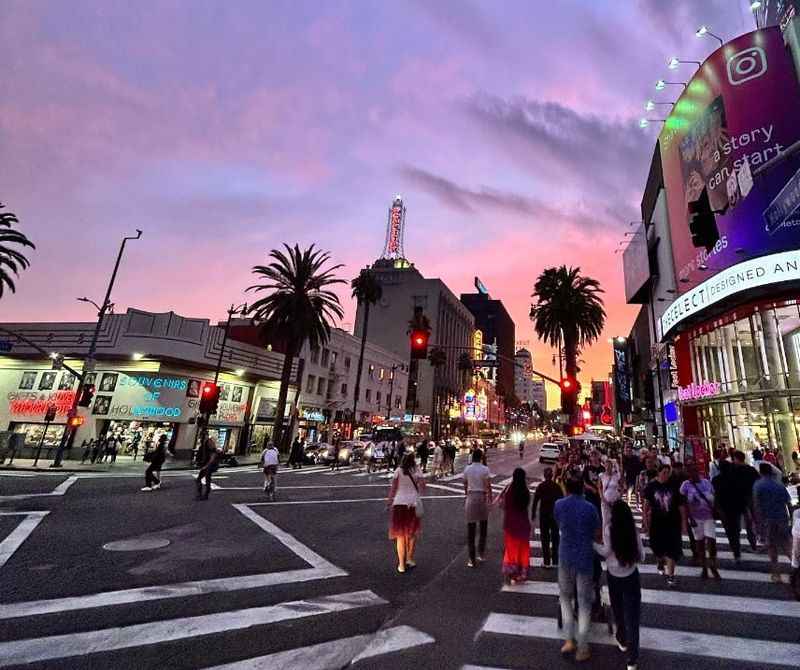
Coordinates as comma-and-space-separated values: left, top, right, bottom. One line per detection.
502, 580, 800, 618
427, 483, 463, 494
204, 625, 434, 670
0, 590, 387, 666
0, 511, 49, 569
525, 558, 779, 580
321, 467, 361, 476
481, 613, 800, 667
532, 529, 741, 545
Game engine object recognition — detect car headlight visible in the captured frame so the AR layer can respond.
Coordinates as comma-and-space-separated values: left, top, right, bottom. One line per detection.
340, 449, 350, 459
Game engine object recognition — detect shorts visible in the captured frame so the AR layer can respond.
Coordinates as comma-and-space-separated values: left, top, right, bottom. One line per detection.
263, 465, 278, 475
765, 520, 791, 551
692, 518, 717, 541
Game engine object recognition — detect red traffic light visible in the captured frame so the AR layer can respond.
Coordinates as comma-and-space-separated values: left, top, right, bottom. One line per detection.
68, 416, 85, 428
199, 382, 221, 415
560, 377, 574, 391
409, 329, 429, 360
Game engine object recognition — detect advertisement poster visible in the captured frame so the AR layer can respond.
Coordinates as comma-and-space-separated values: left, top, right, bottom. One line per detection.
659, 28, 800, 290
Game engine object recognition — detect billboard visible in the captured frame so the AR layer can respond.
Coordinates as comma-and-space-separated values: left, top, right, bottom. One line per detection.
622, 224, 649, 303
659, 28, 800, 292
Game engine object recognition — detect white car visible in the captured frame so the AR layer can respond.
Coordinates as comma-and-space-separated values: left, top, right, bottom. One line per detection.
539, 443, 561, 464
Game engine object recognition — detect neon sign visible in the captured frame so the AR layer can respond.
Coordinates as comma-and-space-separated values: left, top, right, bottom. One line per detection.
9, 391, 75, 416
387, 206, 402, 255
678, 381, 721, 401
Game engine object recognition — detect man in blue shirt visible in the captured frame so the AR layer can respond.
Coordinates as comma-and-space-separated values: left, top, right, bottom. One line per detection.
753, 462, 792, 583
554, 475, 600, 662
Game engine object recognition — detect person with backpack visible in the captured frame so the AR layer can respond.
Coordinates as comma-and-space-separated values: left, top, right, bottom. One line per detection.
594, 499, 645, 670
499, 467, 532, 585
680, 462, 721, 579
141, 434, 167, 492
387, 452, 425, 573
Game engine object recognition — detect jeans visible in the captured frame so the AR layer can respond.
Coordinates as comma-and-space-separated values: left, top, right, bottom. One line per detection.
467, 520, 488, 562
540, 515, 560, 566
145, 464, 161, 488
196, 467, 214, 498
722, 509, 757, 558
558, 564, 594, 651
607, 570, 641, 665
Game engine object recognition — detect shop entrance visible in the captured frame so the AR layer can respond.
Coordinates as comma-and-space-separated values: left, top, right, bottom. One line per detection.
103, 420, 177, 456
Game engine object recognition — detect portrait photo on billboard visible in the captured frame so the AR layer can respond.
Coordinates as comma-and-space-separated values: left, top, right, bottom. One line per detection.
659, 28, 800, 290
92, 395, 112, 416
19, 371, 37, 390
58, 372, 76, 390
83, 372, 97, 389
39, 371, 57, 391
99, 372, 118, 393
186, 379, 201, 398
231, 386, 243, 403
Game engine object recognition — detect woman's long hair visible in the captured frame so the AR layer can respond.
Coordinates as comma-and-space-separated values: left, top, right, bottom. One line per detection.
401, 452, 416, 476
508, 467, 530, 511
609, 499, 639, 567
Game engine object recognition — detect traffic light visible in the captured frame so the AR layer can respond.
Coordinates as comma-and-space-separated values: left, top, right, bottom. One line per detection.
67, 416, 84, 428
688, 187, 719, 252
560, 376, 581, 418
78, 384, 96, 407
199, 381, 221, 415
409, 329, 429, 360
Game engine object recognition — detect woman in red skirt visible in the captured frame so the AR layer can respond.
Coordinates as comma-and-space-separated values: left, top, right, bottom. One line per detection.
499, 467, 532, 584
388, 452, 425, 573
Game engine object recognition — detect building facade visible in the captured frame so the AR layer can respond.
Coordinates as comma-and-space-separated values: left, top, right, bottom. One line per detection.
0, 309, 291, 460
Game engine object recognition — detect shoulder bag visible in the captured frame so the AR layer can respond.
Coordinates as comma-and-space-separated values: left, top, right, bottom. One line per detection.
407, 473, 424, 518
691, 480, 719, 520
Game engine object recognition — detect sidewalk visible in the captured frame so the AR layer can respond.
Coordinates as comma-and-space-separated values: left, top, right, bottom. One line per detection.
0, 454, 263, 473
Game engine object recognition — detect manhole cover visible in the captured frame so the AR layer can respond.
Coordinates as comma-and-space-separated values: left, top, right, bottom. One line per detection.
103, 538, 171, 552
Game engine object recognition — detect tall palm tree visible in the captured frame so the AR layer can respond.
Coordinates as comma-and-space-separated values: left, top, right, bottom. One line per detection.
0, 203, 35, 299
351, 267, 382, 434
247, 244, 345, 449
530, 266, 606, 416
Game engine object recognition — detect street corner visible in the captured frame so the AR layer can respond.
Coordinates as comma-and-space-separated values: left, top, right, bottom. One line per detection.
0, 473, 78, 502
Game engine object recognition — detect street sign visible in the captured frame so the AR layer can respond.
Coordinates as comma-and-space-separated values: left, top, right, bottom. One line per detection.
473, 359, 500, 367
0, 340, 12, 353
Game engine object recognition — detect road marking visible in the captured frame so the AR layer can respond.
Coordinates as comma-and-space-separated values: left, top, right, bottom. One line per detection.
0, 590, 387, 666
0, 511, 48, 569
249, 494, 463, 506
503, 580, 800, 618
321, 467, 361, 476
481, 613, 800, 667
532, 528, 742, 545
205, 625, 434, 670
0, 475, 78, 501
426, 483, 463, 494
212, 484, 390, 491
0, 506, 346, 620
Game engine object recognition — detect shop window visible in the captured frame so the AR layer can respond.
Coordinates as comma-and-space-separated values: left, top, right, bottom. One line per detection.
341, 383, 348, 396
326, 379, 335, 397
376, 391, 382, 405
365, 389, 372, 402
321, 349, 330, 368
306, 375, 316, 393
311, 348, 320, 365
317, 377, 326, 395
379, 368, 385, 381
344, 356, 351, 369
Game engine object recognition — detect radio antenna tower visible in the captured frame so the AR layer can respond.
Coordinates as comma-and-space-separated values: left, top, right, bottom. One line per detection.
381, 195, 406, 260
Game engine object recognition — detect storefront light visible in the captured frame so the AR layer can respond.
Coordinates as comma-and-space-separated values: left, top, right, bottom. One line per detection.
131, 352, 145, 361
235, 368, 245, 376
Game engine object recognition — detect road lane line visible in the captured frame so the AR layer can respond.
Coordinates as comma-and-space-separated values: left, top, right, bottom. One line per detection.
0, 511, 48, 569
503, 580, 800, 618
426, 483, 463, 494
249, 494, 463, 506
51, 475, 78, 495
530, 558, 782, 581
205, 625, 434, 670
0, 590, 387, 666
481, 613, 800, 667
212, 484, 390, 491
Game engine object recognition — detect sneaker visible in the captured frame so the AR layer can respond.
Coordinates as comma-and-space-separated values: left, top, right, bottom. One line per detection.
666, 576, 677, 588
397, 565, 406, 573
657, 561, 665, 576
467, 560, 475, 568
700, 568, 709, 580
575, 647, 591, 662
151, 483, 161, 491
477, 554, 485, 563
627, 664, 639, 670
617, 640, 628, 653
543, 562, 551, 569
710, 566, 721, 580
560, 640, 576, 655
406, 560, 417, 568
140, 486, 152, 492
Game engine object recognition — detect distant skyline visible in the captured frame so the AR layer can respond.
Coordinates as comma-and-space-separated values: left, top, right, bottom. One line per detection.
0, 1, 759, 391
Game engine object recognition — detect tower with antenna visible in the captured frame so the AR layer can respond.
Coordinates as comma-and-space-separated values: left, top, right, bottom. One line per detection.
381, 195, 407, 261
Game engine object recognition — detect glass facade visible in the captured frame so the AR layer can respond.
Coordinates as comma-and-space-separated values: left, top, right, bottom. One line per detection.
685, 298, 800, 467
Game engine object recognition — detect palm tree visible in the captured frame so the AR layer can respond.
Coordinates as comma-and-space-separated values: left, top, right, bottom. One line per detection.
351, 267, 382, 434
530, 266, 606, 416
457, 352, 474, 390
247, 244, 345, 449
0, 203, 35, 299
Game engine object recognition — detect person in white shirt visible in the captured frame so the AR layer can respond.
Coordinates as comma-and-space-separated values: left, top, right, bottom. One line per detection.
594, 499, 645, 670
463, 448, 492, 567
260, 442, 279, 500
387, 452, 425, 573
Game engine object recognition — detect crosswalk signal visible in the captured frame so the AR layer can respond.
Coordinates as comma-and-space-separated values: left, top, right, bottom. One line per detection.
688, 188, 719, 252
68, 415, 85, 428
78, 384, 96, 407
560, 376, 581, 417
199, 381, 221, 415
410, 329, 429, 360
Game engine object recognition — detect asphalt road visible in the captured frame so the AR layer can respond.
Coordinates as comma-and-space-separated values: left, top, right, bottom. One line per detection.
0, 439, 798, 669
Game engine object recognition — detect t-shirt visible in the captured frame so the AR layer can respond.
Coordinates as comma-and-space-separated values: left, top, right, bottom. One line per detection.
554, 494, 600, 574
753, 477, 790, 522
644, 479, 682, 525
593, 524, 645, 578
392, 468, 421, 507
680, 478, 715, 522
261, 448, 279, 467
582, 465, 605, 507
463, 463, 491, 494
622, 455, 643, 483
792, 508, 800, 539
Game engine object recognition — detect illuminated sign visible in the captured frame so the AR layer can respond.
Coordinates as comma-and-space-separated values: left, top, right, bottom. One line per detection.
121, 375, 188, 390
678, 381, 721, 402
387, 205, 402, 255
659, 249, 800, 338
9, 390, 75, 416
473, 330, 483, 359
302, 409, 325, 422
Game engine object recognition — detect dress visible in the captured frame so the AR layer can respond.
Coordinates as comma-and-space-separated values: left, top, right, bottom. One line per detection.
644, 479, 683, 561
389, 468, 421, 538
502, 494, 532, 580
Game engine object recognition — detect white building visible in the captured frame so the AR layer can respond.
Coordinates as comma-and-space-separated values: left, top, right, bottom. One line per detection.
295, 328, 409, 442
531, 380, 547, 411
514, 348, 546, 409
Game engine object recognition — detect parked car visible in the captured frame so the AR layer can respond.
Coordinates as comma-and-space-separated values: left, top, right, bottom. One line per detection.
338, 440, 368, 465
539, 442, 562, 464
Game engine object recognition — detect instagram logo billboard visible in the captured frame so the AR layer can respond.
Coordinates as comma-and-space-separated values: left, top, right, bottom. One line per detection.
727, 46, 767, 86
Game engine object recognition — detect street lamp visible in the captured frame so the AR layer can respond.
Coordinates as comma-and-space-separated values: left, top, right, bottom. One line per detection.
639, 118, 667, 129
52, 229, 143, 467
667, 57, 701, 70
696, 25, 724, 47
655, 80, 686, 91
750, 1, 762, 10
644, 100, 674, 112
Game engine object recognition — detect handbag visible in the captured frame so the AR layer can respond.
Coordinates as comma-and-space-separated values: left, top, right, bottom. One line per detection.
407, 473, 424, 518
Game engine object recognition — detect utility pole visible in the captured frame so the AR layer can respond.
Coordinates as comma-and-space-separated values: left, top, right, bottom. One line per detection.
52, 230, 142, 467
385, 364, 397, 420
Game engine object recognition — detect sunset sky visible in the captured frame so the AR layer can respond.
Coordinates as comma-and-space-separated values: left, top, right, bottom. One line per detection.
0, 1, 759, 401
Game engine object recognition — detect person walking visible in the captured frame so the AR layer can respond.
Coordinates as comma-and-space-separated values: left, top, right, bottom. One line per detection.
196, 438, 222, 500
260, 441, 280, 500
80, 439, 93, 464
499, 467, 532, 585
554, 475, 600, 662
288, 436, 303, 469
141, 434, 167, 491
532, 466, 563, 568
731, 450, 759, 553
90, 438, 102, 464
518, 439, 525, 460
753, 462, 793, 583
432, 441, 444, 479
790, 486, 800, 598
680, 462, 721, 579
463, 448, 492, 567
330, 439, 341, 471
417, 440, 430, 474
643, 464, 684, 587
387, 452, 425, 573
622, 445, 643, 505
593, 499, 645, 670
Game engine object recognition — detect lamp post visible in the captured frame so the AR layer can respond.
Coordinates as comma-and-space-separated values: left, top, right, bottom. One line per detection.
655, 80, 686, 91
667, 57, 701, 70
386, 364, 397, 420
696, 25, 724, 47
51, 229, 142, 467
